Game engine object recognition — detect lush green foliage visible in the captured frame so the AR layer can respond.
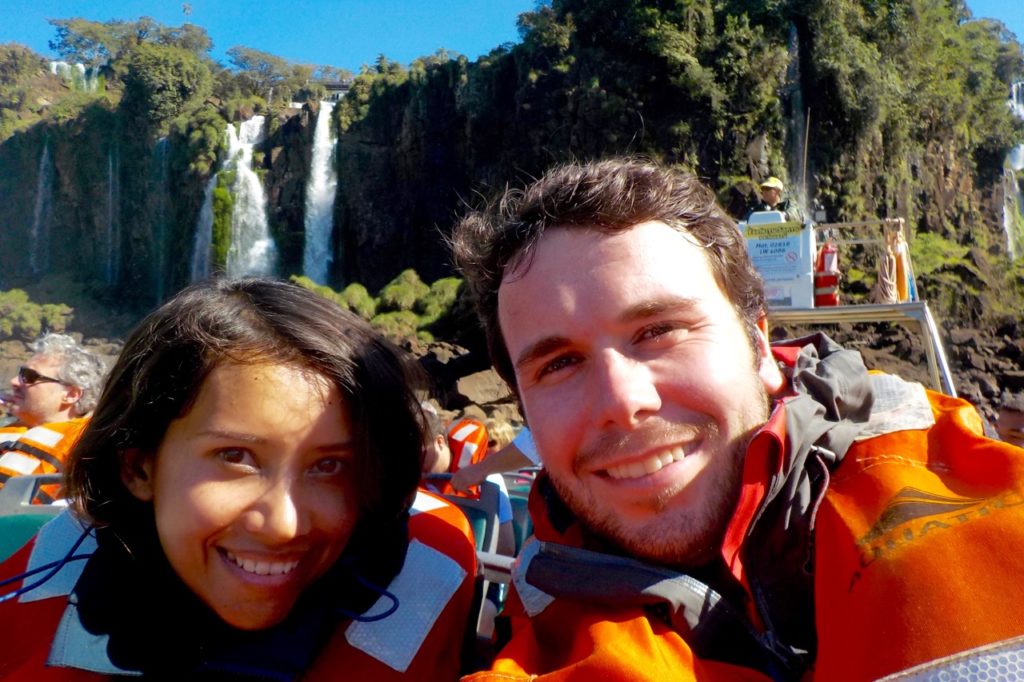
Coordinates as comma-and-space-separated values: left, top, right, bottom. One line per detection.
378, 268, 430, 312
48, 17, 212, 66
0, 289, 73, 340
211, 171, 236, 271
291, 271, 462, 343
121, 43, 211, 127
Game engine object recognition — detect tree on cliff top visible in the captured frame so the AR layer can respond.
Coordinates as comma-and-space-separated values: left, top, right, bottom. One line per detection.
223, 46, 353, 104
121, 43, 212, 127
48, 17, 212, 67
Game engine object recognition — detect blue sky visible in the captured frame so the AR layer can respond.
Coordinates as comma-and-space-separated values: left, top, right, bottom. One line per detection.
0, 1, 1020, 74
0, 0, 536, 71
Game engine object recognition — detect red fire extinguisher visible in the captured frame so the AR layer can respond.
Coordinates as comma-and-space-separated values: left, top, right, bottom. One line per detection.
814, 240, 840, 307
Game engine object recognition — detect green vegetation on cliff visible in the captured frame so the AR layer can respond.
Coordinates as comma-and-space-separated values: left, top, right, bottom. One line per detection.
291, 271, 470, 345
0, 289, 72, 340
0, 2, 1021, 329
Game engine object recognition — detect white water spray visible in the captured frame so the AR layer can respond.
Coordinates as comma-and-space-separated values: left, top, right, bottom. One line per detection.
226, 116, 277, 277
29, 143, 53, 276
1003, 81, 1024, 259
191, 174, 217, 282
302, 101, 338, 284
105, 147, 120, 284
49, 61, 99, 91
783, 23, 810, 219
152, 137, 171, 301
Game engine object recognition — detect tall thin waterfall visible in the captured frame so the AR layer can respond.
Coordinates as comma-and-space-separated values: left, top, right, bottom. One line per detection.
29, 143, 53, 276
302, 101, 338, 284
190, 174, 217, 282
152, 136, 170, 301
1004, 168, 1023, 260
105, 146, 120, 285
1003, 81, 1024, 259
226, 116, 277, 277
783, 23, 810, 218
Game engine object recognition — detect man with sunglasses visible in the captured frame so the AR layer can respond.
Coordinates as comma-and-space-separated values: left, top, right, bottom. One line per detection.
0, 333, 107, 503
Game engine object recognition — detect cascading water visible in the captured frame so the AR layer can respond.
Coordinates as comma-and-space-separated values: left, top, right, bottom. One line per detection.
1003, 81, 1024, 259
49, 61, 99, 91
226, 116, 277, 277
29, 143, 53, 276
151, 136, 170, 301
190, 174, 217, 282
302, 101, 338, 284
105, 146, 120, 285
783, 22, 810, 219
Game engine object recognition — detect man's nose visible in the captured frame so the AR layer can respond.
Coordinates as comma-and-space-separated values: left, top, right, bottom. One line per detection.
591, 349, 662, 429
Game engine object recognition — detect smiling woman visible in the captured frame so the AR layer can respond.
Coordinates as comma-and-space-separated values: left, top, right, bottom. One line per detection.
0, 278, 476, 681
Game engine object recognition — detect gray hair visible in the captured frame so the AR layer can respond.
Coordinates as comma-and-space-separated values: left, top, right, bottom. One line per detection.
30, 333, 108, 416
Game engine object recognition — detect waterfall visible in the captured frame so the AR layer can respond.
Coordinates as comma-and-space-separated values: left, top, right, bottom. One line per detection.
49, 61, 99, 91
1003, 81, 1024, 259
1010, 82, 1024, 120
302, 101, 338, 284
190, 174, 217, 282
783, 23, 810, 220
226, 116, 277, 277
105, 146, 120, 285
152, 136, 170, 301
28, 143, 53, 276
1003, 167, 1022, 260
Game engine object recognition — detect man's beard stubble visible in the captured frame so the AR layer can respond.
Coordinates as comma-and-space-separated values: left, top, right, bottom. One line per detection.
549, 388, 771, 570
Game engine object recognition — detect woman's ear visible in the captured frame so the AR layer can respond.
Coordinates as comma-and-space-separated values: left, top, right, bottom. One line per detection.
120, 448, 155, 501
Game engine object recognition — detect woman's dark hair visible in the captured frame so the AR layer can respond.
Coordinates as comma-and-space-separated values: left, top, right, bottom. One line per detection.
66, 277, 426, 553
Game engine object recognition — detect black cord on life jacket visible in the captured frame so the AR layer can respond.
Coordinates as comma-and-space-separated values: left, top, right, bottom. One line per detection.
0, 525, 95, 603
335, 569, 400, 622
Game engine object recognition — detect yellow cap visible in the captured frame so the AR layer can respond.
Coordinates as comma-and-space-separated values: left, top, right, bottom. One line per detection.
760, 176, 784, 190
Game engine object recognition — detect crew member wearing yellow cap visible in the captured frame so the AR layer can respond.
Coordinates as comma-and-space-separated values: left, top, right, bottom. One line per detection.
747, 176, 796, 221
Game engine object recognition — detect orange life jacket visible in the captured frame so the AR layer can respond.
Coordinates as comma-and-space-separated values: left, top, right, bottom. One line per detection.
465, 374, 1024, 681
0, 490, 476, 681
434, 418, 490, 497
0, 418, 88, 503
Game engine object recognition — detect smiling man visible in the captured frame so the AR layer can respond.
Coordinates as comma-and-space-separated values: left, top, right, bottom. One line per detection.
453, 159, 1024, 681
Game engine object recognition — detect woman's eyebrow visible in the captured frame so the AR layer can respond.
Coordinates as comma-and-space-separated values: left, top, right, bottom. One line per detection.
197, 429, 266, 443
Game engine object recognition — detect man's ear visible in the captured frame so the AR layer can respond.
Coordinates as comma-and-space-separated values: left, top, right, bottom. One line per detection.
755, 315, 785, 395
120, 448, 155, 501
62, 384, 83, 407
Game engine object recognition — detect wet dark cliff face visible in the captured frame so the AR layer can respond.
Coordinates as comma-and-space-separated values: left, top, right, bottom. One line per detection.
263, 105, 314, 276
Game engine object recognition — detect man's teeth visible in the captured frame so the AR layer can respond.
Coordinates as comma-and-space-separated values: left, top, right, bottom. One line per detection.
225, 550, 299, 576
606, 447, 687, 480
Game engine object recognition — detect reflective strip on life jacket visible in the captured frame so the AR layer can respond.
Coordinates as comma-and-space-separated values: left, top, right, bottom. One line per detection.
446, 418, 489, 473
0, 420, 88, 504
345, 539, 467, 673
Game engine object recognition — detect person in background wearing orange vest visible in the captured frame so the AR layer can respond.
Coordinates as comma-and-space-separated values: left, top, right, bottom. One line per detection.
0, 334, 107, 503
450, 427, 540, 493
0, 278, 475, 680
421, 406, 516, 557
452, 158, 1024, 681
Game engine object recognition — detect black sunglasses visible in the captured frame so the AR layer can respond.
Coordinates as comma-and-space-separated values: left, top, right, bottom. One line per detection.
17, 366, 65, 386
